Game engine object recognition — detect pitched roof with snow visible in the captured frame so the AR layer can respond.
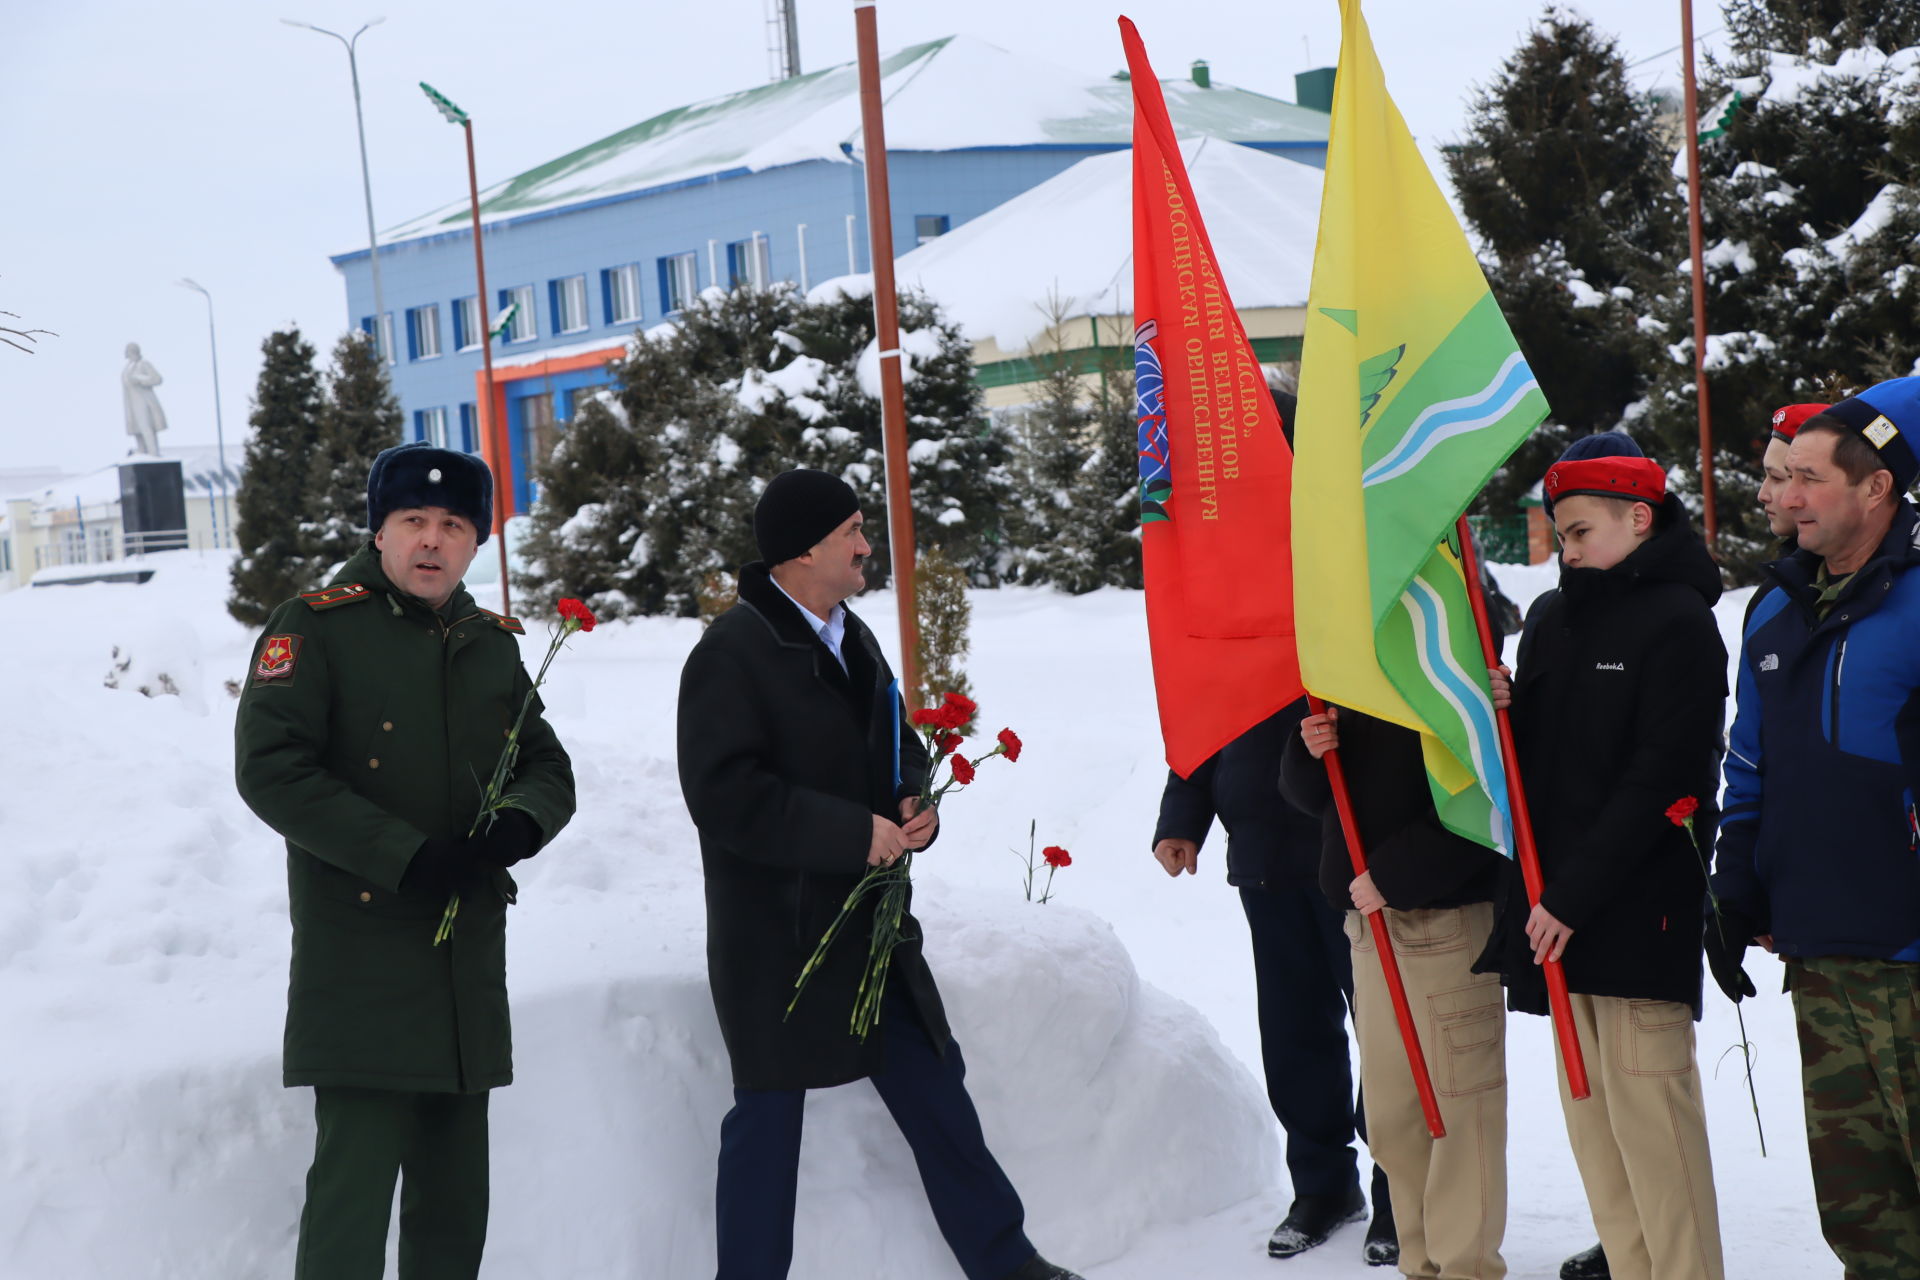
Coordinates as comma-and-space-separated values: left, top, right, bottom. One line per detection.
366, 35, 1329, 251
851, 137, 1324, 354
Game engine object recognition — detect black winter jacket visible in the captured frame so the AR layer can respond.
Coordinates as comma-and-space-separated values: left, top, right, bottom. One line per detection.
1278, 708, 1508, 914
1153, 701, 1323, 888
1505, 494, 1726, 1015
677, 563, 947, 1090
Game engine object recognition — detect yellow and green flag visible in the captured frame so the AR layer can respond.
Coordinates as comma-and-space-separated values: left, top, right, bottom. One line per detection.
1294, 0, 1549, 853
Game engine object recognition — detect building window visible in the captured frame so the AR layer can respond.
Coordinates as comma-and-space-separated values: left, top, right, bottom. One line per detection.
453, 295, 482, 351
603, 264, 642, 325
915, 214, 951, 245
458, 403, 479, 453
415, 407, 450, 448
550, 274, 589, 334
360, 312, 396, 363
407, 304, 442, 361
497, 284, 536, 343
659, 252, 699, 313
726, 234, 771, 290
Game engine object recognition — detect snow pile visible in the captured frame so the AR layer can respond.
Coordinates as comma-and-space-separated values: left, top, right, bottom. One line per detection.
0, 552, 1274, 1279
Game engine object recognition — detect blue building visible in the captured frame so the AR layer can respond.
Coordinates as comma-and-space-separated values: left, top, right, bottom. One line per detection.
331, 35, 1330, 511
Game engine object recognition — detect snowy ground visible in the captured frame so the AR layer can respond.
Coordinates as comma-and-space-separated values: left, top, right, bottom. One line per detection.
0, 553, 1836, 1277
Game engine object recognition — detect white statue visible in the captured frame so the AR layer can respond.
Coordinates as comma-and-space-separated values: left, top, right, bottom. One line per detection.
122, 342, 168, 456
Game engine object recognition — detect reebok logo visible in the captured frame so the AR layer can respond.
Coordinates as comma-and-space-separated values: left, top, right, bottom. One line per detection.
1595, 662, 1625, 671
1760, 653, 1780, 672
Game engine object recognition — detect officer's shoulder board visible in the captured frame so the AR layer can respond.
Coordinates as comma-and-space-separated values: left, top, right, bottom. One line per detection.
299, 583, 374, 612
476, 607, 525, 635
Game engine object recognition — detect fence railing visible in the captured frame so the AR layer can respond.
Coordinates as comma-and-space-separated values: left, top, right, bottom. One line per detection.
31, 527, 230, 572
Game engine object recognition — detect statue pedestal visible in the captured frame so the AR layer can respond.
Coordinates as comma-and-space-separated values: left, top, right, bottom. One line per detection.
117, 459, 188, 555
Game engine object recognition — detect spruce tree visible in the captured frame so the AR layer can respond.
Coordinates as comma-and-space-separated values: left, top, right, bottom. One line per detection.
304, 331, 403, 578
1005, 321, 1093, 586
228, 327, 325, 626
1446, 7, 1684, 514
1054, 371, 1145, 593
1638, 0, 1920, 575
513, 391, 661, 620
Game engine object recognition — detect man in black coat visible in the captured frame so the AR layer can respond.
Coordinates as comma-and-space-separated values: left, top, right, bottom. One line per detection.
1153, 706, 1395, 1264
677, 469, 1080, 1280
1504, 434, 1729, 1280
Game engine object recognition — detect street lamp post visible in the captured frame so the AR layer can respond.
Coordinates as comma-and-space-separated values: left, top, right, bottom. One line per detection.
421, 81, 512, 615
176, 278, 231, 548
284, 16, 389, 359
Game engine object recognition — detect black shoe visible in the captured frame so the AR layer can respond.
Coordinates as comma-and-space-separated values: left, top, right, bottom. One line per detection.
1362, 1205, 1398, 1266
1560, 1242, 1610, 1280
1002, 1256, 1085, 1280
1267, 1184, 1367, 1258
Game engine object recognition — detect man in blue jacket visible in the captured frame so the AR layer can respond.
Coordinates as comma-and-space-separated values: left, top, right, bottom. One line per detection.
1711, 377, 1920, 1280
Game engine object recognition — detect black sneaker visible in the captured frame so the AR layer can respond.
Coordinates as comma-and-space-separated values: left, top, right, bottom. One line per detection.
1002, 1256, 1085, 1280
1267, 1185, 1367, 1259
1560, 1242, 1610, 1279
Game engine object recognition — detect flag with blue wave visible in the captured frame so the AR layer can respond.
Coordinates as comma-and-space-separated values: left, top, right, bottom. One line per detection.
1293, 0, 1549, 853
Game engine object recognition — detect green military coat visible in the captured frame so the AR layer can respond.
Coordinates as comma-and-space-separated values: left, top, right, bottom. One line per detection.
235, 546, 575, 1094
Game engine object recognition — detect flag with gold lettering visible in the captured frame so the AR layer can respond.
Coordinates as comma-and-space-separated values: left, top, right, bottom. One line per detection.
1293, 0, 1548, 850
1121, 17, 1302, 777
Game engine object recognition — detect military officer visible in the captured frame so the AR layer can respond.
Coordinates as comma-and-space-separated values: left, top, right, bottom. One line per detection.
236, 441, 575, 1280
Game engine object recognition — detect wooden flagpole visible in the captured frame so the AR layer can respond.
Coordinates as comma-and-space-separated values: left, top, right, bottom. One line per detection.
852, 1, 922, 698
1680, 0, 1718, 548
1454, 516, 1591, 1099
1308, 693, 1447, 1139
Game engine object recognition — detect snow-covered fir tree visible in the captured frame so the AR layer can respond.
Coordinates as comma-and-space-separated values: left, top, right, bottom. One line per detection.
1447, 7, 1684, 515
228, 328, 326, 626
1005, 317, 1094, 585
302, 332, 402, 579
1639, 0, 1920, 573
794, 282, 1014, 586
512, 390, 662, 621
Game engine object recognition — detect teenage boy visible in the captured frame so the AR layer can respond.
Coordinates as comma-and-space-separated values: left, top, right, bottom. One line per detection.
1505, 433, 1729, 1280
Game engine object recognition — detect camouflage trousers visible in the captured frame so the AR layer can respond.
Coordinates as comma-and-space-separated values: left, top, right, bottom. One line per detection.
1788, 956, 1920, 1280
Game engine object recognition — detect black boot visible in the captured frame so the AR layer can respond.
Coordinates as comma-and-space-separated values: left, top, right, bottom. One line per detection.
1002, 1256, 1085, 1280
1267, 1184, 1366, 1258
1363, 1170, 1398, 1267
1560, 1242, 1610, 1279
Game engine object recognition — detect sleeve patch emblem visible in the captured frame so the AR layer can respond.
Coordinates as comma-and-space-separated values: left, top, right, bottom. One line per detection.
255, 634, 303, 681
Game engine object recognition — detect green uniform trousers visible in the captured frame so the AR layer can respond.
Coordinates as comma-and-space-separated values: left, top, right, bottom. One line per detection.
295, 1086, 491, 1280
1788, 956, 1920, 1280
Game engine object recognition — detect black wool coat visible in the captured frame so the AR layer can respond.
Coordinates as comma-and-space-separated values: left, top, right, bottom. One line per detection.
676, 562, 948, 1091
1153, 701, 1323, 889
1505, 495, 1727, 1015
1278, 708, 1508, 915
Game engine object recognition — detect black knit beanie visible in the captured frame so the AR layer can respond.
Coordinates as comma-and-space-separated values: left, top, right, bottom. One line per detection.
754, 469, 860, 565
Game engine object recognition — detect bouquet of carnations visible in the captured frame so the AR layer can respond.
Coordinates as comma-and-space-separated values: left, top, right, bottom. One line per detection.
787, 691, 1023, 1038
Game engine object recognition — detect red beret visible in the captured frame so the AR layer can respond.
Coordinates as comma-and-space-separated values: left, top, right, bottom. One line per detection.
1543, 455, 1667, 507
1770, 403, 1830, 443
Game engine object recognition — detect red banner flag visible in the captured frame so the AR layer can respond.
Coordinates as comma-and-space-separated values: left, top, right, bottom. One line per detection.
1122, 16, 1302, 777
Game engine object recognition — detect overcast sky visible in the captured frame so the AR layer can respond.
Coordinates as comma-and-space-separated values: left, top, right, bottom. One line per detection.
0, 0, 1720, 474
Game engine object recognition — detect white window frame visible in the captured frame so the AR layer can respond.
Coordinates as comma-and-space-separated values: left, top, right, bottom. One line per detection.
409, 305, 442, 361
606, 263, 642, 325
502, 284, 536, 343
728, 234, 771, 290
663, 252, 698, 313
418, 406, 450, 448
365, 312, 396, 364
455, 296, 482, 351
553, 275, 589, 334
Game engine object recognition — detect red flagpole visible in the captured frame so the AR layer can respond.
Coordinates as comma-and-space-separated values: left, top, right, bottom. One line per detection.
852, 1, 921, 698
1680, 0, 1717, 548
1454, 516, 1591, 1099
1309, 692, 1447, 1140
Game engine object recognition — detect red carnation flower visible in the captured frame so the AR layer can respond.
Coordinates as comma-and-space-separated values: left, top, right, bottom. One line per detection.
942, 691, 977, 722
1042, 845, 1072, 869
910, 708, 946, 727
996, 728, 1023, 762
556, 598, 597, 632
934, 730, 963, 757
1666, 796, 1699, 827
950, 754, 976, 785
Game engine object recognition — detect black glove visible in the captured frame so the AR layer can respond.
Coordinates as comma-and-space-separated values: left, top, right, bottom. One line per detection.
474, 807, 542, 869
1704, 912, 1759, 1003
402, 835, 477, 896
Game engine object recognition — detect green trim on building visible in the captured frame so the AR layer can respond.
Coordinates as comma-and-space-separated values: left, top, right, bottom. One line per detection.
975, 334, 1302, 390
